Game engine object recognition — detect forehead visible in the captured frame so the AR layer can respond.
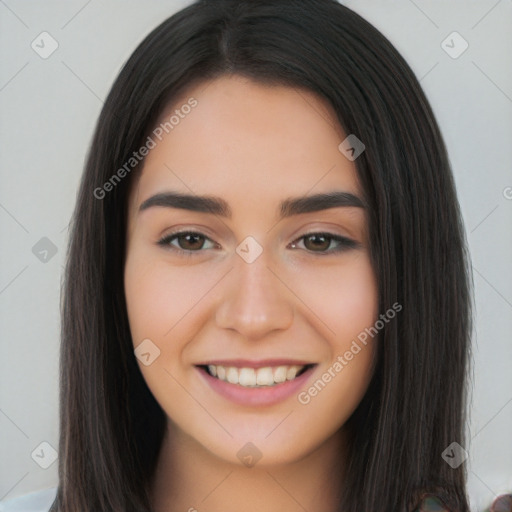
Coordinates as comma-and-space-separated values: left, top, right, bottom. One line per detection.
130, 75, 361, 210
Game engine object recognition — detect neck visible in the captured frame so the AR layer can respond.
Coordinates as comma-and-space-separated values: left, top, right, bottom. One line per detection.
150, 422, 347, 512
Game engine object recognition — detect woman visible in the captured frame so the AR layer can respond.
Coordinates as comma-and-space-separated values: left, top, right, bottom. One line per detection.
6, 1, 475, 511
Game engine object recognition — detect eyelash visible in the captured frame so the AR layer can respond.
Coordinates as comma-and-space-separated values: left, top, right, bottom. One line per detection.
157, 230, 360, 257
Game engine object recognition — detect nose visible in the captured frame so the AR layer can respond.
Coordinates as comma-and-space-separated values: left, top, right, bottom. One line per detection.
215, 248, 295, 340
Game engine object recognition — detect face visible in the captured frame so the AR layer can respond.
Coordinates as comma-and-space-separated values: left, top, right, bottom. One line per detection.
124, 75, 378, 467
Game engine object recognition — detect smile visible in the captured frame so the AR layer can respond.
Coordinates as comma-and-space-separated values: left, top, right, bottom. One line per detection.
204, 364, 312, 387
196, 361, 317, 406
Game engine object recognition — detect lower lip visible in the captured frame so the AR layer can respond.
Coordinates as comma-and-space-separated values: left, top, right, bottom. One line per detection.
196, 365, 316, 406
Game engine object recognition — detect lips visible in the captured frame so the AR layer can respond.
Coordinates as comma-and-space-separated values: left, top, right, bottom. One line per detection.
195, 360, 317, 406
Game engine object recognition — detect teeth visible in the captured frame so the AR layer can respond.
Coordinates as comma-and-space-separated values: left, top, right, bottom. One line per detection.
286, 366, 298, 380
217, 366, 226, 380
256, 367, 273, 386
226, 367, 239, 384
206, 364, 307, 387
273, 366, 287, 383
239, 368, 255, 386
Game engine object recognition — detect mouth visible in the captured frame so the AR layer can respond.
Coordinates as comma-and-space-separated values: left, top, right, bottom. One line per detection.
198, 363, 314, 388
195, 360, 317, 406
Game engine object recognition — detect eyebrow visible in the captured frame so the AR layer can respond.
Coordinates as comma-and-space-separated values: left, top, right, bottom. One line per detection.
138, 190, 365, 219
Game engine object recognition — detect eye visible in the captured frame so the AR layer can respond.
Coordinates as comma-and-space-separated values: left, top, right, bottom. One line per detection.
157, 230, 360, 256
157, 230, 218, 254
289, 232, 360, 254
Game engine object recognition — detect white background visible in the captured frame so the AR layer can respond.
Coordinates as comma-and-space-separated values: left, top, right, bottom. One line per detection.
0, 1, 511, 510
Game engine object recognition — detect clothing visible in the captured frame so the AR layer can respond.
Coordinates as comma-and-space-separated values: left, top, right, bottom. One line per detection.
412, 495, 451, 511
0, 487, 57, 512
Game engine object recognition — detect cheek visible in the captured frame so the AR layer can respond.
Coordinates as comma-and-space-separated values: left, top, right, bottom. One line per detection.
290, 254, 378, 417
123, 248, 213, 417
289, 252, 378, 341
124, 258, 169, 345
124, 249, 217, 346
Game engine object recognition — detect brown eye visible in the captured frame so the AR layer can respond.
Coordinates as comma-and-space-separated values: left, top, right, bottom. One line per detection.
303, 234, 331, 251
158, 231, 217, 253
291, 232, 360, 254
175, 233, 206, 250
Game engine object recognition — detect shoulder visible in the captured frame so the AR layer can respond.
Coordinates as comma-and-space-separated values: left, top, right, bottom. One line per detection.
0, 487, 57, 512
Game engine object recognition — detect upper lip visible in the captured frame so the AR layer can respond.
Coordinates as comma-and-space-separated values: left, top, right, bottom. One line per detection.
196, 359, 315, 369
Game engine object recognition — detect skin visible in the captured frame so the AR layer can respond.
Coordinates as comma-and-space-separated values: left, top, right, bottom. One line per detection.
124, 75, 378, 512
